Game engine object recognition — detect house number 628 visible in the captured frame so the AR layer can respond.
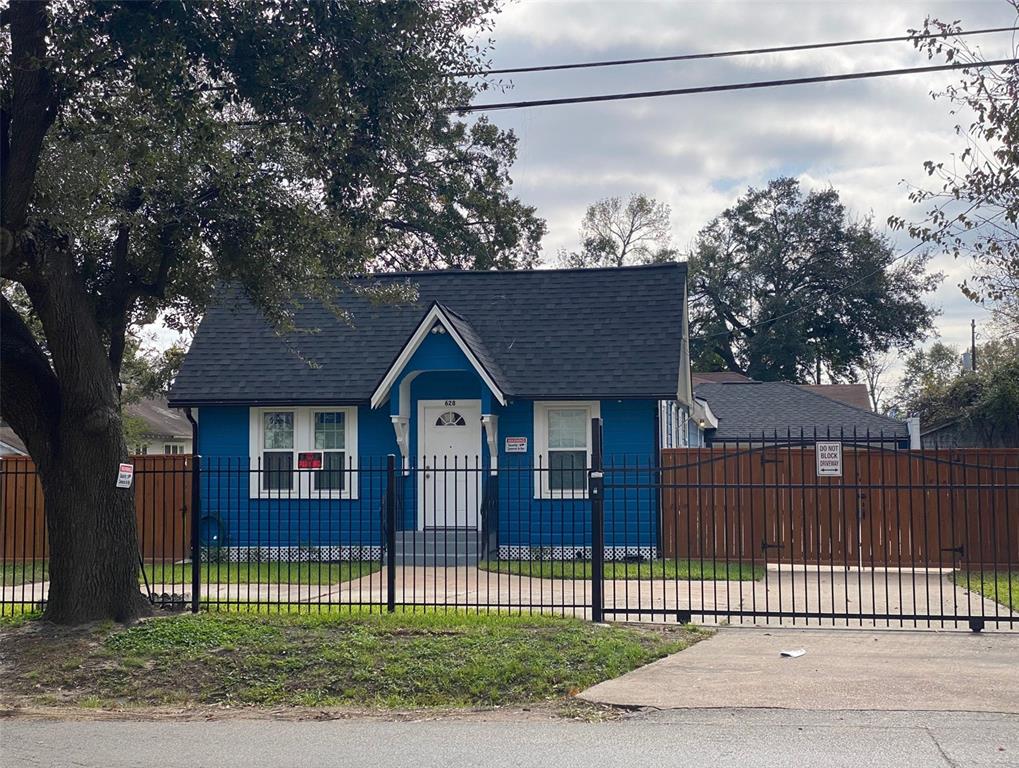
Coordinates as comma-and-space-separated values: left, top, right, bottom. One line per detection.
444, 400, 456, 407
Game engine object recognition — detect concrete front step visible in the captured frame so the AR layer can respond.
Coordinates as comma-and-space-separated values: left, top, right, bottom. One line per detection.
394, 529, 483, 565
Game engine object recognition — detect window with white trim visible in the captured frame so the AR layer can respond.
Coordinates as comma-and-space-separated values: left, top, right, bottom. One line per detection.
533, 401, 599, 498
312, 411, 346, 491
250, 407, 358, 498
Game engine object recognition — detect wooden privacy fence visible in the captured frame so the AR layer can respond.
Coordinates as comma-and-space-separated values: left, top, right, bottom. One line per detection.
0, 455, 191, 562
661, 447, 1019, 569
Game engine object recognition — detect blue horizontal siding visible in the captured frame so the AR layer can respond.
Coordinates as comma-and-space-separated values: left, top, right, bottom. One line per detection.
196, 395, 660, 551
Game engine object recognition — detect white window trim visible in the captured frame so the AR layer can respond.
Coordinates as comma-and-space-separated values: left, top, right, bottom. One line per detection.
248, 406, 359, 500
533, 400, 600, 500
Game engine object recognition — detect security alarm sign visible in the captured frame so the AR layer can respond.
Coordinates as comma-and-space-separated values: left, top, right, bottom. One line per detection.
116, 463, 134, 489
504, 437, 528, 453
816, 441, 843, 477
298, 451, 323, 469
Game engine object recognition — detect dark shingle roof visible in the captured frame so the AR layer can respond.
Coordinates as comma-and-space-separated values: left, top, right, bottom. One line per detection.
797, 383, 872, 411
694, 381, 908, 442
433, 303, 509, 396
169, 264, 687, 406
125, 396, 191, 439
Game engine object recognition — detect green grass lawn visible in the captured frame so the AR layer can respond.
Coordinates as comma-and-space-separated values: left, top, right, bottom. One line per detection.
1, 560, 380, 586
952, 571, 1019, 613
1, 610, 708, 709
144, 561, 381, 585
0, 560, 48, 586
479, 559, 763, 581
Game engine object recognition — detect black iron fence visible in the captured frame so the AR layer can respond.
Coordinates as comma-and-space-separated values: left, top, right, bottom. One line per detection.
2, 423, 1017, 631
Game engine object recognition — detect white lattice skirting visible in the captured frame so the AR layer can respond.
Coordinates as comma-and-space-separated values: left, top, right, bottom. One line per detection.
204, 545, 658, 563
207, 545, 382, 563
496, 545, 658, 561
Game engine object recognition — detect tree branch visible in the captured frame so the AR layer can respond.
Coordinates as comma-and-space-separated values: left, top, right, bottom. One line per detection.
1, 1, 57, 267
107, 224, 131, 377
0, 292, 60, 467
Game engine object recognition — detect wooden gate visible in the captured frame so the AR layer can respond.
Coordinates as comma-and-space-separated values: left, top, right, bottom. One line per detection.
661, 446, 1019, 569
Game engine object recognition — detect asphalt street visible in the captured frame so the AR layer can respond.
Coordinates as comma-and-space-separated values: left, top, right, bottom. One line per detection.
3, 708, 1017, 768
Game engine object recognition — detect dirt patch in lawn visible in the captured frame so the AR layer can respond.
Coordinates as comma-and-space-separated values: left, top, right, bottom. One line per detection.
0, 611, 708, 715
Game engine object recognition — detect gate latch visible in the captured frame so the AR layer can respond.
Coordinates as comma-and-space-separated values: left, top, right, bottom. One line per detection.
940, 544, 964, 557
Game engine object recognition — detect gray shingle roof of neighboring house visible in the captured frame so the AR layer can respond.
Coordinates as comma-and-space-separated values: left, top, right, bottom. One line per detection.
125, 396, 191, 440
169, 263, 688, 407
0, 421, 27, 456
694, 381, 909, 442
797, 383, 872, 412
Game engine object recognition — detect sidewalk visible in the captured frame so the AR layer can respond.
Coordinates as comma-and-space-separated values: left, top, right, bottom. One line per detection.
580, 626, 1019, 712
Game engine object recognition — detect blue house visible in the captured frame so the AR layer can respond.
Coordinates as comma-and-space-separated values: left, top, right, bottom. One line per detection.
168, 264, 693, 561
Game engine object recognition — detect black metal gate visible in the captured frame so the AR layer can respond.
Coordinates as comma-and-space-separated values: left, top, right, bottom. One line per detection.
1, 423, 1016, 631
597, 427, 1018, 631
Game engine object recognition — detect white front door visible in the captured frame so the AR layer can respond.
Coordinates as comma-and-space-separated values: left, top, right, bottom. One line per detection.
418, 399, 482, 528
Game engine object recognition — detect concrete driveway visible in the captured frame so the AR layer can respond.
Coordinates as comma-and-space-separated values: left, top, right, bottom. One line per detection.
581, 626, 1019, 712
5, 564, 1015, 630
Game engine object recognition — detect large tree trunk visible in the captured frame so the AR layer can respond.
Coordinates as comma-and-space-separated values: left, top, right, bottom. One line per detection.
39, 428, 150, 625
2, 259, 151, 625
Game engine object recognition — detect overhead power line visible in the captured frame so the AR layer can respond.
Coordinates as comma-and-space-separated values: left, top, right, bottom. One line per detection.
453, 57, 1019, 113
452, 26, 1019, 77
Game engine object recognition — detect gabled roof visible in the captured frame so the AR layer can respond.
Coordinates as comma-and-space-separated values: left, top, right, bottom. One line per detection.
0, 421, 27, 456
797, 383, 872, 412
169, 263, 688, 407
125, 396, 191, 440
694, 381, 908, 442
692, 371, 751, 385
370, 302, 508, 408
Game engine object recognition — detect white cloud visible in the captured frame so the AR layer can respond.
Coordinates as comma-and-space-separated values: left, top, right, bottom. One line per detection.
487, 0, 1016, 372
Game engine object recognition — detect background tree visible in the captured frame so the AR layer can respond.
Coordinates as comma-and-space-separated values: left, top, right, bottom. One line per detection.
856, 351, 893, 413
890, 5, 1019, 332
557, 193, 675, 267
0, 0, 544, 624
892, 341, 961, 415
895, 339, 1019, 444
688, 177, 940, 382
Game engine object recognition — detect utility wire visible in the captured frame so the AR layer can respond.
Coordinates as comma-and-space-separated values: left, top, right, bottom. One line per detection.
454, 57, 1019, 112
452, 26, 1018, 77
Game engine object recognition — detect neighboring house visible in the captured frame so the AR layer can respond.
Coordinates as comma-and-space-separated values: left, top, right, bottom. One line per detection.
168, 264, 693, 558
797, 383, 872, 411
0, 421, 27, 456
692, 380, 911, 446
677, 375, 878, 447
126, 396, 193, 455
920, 416, 1019, 449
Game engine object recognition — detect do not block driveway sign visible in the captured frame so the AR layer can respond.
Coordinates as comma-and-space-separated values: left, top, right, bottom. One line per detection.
816, 441, 843, 477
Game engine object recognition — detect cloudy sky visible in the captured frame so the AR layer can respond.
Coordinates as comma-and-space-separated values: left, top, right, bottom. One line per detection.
472, 0, 1016, 371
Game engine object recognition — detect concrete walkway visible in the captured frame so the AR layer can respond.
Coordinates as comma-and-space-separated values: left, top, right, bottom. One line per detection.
581, 627, 1019, 713
4, 565, 1015, 629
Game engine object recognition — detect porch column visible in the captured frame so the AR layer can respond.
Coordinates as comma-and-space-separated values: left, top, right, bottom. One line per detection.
481, 414, 499, 475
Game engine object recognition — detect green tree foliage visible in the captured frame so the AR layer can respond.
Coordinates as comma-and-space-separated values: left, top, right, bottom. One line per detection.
688, 178, 941, 382
0, 0, 542, 624
557, 193, 675, 267
897, 340, 1019, 443
890, 6, 1019, 332
893, 341, 961, 415
119, 336, 186, 405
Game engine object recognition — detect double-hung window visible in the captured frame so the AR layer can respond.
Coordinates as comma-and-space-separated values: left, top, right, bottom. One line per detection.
250, 407, 358, 498
534, 401, 599, 498
313, 411, 346, 492
261, 411, 295, 491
